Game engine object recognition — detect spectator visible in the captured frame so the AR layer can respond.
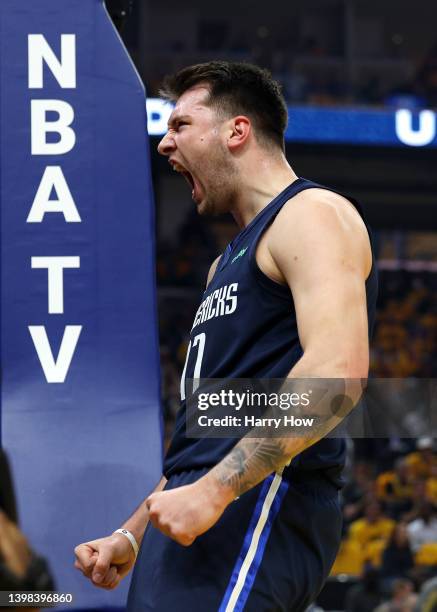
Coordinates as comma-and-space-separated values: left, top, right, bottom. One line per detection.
0, 450, 55, 597
342, 461, 376, 525
377, 458, 414, 519
0, 450, 17, 523
407, 502, 437, 553
374, 578, 417, 612
402, 480, 428, 523
345, 565, 383, 612
405, 438, 436, 480
380, 523, 414, 588
415, 576, 437, 612
349, 500, 395, 549
426, 463, 437, 506
0, 511, 53, 592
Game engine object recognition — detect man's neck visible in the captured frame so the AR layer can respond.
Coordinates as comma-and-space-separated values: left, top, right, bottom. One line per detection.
230, 152, 298, 229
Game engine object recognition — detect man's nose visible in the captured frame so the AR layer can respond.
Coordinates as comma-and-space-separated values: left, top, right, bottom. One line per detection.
157, 132, 175, 156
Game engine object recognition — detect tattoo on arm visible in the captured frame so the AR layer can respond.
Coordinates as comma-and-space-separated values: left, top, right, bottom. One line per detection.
210, 382, 362, 499
213, 438, 291, 498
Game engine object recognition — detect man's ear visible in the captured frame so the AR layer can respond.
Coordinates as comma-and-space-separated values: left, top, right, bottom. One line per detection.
226, 116, 251, 151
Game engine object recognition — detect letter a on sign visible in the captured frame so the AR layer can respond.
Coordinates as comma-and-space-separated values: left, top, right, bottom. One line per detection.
27, 166, 81, 222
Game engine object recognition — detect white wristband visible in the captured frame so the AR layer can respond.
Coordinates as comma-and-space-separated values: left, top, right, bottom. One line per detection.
114, 528, 139, 558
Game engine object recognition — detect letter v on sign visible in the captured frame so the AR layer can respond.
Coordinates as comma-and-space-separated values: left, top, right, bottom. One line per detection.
28, 325, 82, 383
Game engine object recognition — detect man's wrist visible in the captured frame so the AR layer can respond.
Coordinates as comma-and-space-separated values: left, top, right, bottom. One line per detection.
113, 528, 139, 557
117, 524, 145, 549
197, 470, 236, 511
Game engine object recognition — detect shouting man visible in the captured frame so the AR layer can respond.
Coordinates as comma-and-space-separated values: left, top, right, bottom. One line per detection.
75, 61, 377, 611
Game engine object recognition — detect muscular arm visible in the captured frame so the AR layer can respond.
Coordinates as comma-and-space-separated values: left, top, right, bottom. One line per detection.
202, 191, 371, 501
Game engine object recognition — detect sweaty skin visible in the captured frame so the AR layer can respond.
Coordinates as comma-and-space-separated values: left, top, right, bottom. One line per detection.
75, 83, 371, 583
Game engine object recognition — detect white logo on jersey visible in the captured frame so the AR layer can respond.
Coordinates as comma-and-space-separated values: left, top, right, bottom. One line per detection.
191, 283, 238, 330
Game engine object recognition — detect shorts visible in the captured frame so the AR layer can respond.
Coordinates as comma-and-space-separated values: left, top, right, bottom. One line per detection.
127, 468, 342, 612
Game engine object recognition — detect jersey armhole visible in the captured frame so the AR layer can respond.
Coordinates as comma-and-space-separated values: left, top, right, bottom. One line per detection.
205, 253, 223, 289
247, 216, 293, 301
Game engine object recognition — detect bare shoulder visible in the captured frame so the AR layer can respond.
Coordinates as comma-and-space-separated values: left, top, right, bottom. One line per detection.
206, 254, 222, 289
266, 187, 372, 279
274, 187, 368, 236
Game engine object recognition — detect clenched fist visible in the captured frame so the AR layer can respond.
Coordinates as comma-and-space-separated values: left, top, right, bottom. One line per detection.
74, 532, 135, 590
146, 477, 233, 546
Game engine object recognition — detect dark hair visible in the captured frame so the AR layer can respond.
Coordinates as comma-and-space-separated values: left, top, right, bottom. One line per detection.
0, 450, 18, 523
160, 61, 288, 151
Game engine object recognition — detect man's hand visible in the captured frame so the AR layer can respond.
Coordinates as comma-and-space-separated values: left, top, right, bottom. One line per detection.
74, 533, 135, 590
74, 476, 167, 589
146, 478, 233, 546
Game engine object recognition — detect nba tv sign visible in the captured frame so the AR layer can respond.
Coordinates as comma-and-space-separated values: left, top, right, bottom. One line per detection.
28, 34, 82, 383
0, 0, 162, 607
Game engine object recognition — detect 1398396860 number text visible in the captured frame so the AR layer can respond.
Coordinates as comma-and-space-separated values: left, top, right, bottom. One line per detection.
0, 591, 73, 607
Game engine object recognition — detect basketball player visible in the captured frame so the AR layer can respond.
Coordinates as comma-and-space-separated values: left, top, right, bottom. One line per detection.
75, 61, 378, 611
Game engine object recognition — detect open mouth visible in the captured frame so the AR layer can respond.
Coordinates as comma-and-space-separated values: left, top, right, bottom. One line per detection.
170, 160, 200, 202
182, 170, 195, 191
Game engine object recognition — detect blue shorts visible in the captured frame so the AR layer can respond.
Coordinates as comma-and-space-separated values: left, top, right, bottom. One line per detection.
127, 468, 342, 612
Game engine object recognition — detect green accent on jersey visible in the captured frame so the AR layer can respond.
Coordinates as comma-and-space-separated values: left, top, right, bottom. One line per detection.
231, 247, 248, 264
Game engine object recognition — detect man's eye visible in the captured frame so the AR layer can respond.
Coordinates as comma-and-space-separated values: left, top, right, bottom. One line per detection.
169, 121, 188, 133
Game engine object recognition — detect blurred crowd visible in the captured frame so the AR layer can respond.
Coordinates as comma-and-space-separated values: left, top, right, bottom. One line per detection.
334, 437, 437, 611
274, 39, 437, 109
144, 29, 437, 109
371, 270, 437, 377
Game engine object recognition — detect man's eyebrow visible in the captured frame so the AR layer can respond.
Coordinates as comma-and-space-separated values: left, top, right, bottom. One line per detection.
167, 114, 191, 127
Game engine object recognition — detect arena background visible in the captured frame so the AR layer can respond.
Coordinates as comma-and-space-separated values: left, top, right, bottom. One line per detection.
1, 0, 436, 610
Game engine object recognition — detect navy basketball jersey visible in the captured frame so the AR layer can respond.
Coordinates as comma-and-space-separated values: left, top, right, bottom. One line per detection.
164, 178, 378, 486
